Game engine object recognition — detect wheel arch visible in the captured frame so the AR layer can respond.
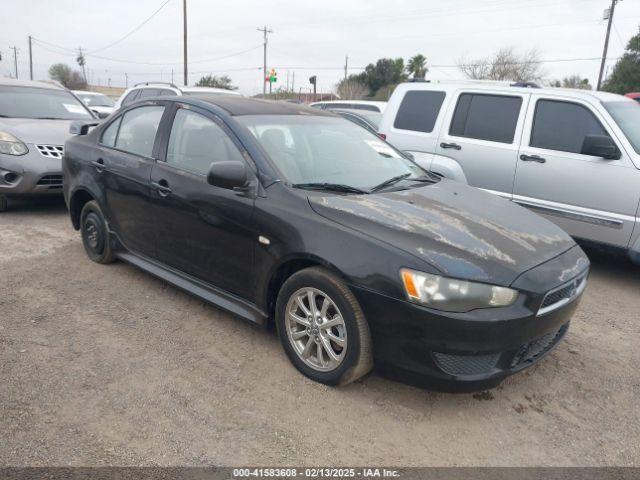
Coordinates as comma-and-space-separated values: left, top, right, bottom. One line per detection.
69, 187, 98, 230
264, 254, 347, 323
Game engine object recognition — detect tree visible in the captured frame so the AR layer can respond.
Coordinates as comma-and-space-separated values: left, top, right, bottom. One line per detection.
48, 63, 86, 89
406, 54, 428, 79
196, 74, 238, 90
602, 32, 640, 94
355, 58, 408, 96
335, 75, 369, 99
457, 47, 544, 82
549, 75, 592, 90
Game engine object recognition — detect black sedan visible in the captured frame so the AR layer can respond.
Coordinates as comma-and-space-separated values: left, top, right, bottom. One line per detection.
63, 96, 589, 392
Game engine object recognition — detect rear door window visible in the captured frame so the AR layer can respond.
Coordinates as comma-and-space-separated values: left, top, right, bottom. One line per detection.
530, 99, 610, 154
114, 105, 164, 157
137, 88, 162, 99
393, 90, 446, 133
449, 93, 522, 143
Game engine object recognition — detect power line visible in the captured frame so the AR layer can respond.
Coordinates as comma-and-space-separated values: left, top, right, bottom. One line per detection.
87, 0, 173, 54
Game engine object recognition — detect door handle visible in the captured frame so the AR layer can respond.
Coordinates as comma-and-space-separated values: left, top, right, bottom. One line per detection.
151, 180, 172, 197
440, 142, 462, 150
92, 158, 105, 173
520, 154, 546, 163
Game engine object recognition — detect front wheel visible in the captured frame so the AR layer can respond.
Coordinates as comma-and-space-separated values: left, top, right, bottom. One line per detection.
275, 267, 373, 386
80, 200, 116, 264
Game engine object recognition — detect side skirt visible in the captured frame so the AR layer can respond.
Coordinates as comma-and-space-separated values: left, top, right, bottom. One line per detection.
116, 251, 269, 328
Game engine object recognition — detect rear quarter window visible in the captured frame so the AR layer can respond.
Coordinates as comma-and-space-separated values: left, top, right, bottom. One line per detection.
393, 90, 446, 133
449, 93, 522, 143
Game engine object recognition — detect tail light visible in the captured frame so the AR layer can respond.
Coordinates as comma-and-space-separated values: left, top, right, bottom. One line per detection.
378, 133, 386, 140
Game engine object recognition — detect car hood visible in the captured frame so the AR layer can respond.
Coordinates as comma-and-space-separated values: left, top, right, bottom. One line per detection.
0, 118, 76, 145
308, 179, 576, 286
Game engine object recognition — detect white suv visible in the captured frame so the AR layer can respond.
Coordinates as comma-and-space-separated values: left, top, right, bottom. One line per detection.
380, 80, 640, 263
115, 82, 241, 109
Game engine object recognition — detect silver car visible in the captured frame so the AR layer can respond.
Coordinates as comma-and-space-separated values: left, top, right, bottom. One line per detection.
380, 80, 640, 264
0, 79, 95, 211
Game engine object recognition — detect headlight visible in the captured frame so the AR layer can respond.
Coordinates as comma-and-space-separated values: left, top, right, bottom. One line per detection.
400, 268, 518, 312
0, 132, 28, 156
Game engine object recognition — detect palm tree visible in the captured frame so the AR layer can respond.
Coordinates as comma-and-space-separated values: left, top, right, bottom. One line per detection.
407, 54, 428, 79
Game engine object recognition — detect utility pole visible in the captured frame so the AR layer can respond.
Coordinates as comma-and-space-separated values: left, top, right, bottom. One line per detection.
183, 0, 188, 86
597, 0, 619, 90
9, 46, 19, 79
292, 71, 295, 92
125, 72, 128, 88
257, 25, 272, 98
344, 55, 348, 81
77, 47, 87, 84
28, 36, 33, 80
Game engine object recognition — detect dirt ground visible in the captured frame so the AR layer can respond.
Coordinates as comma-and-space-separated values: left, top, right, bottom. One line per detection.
1, 197, 638, 467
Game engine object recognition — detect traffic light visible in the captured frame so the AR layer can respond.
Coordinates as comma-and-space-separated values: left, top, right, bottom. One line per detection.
309, 75, 317, 85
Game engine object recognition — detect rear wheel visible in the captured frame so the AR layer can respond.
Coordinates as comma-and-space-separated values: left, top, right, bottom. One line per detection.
80, 200, 115, 264
275, 267, 373, 386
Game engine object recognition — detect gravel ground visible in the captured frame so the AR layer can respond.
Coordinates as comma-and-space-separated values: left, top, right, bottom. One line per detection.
1, 197, 638, 466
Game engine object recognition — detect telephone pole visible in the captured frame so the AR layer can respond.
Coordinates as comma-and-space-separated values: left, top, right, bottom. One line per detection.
597, 0, 619, 90
28, 35, 33, 80
257, 25, 272, 98
183, 0, 188, 85
344, 55, 349, 81
10, 46, 19, 79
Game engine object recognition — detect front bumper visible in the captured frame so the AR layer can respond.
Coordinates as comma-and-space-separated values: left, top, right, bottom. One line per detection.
351, 246, 589, 392
0, 144, 64, 196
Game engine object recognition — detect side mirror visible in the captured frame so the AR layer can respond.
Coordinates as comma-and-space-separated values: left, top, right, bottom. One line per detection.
581, 134, 620, 160
92, 110, 110, 119
69, 121, 100, 135
207, 161, 249, 190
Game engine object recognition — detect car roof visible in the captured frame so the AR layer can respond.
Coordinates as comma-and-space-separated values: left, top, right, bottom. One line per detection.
72, 90, 104, 95
179, 96, 335, 116
0, 78, 65, 90
180, 86, 241, 95
393, 80, 630, 104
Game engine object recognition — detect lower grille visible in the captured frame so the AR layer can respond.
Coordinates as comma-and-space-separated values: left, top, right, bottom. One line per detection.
37, 175, 63, 187
511, 323, 568, 368
433, 352, 500, 376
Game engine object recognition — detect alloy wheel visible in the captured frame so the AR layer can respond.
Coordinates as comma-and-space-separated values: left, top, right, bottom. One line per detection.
285, 287, 347, 372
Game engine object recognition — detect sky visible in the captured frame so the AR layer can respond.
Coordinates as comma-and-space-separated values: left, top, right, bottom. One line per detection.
2, 0, 640, 96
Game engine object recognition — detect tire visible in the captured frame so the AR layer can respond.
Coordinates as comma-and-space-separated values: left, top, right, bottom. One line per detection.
275, 267, 373, 386
0, 195, 7, 212
79, 200, 116, 264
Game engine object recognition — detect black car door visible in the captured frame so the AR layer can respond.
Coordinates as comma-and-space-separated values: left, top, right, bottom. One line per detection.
149, 103, 257, 300
96, 102, 168, 258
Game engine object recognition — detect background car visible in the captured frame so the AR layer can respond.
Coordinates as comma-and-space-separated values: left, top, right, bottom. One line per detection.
114, 82, 241, 109
332, 108, 382, 135
624, 92, 640, 103
309, 100, 387, 112
73, 90, 116, 118
64, 96, 588, 392
0, 78, 95, 212
379, 80, 640, 265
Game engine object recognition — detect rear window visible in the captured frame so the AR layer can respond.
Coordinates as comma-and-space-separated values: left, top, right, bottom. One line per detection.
449, 93, 522, 143
393, 90, 445, 133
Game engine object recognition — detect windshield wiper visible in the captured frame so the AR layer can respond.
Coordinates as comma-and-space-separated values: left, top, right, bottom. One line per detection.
370, 173, 412, 192
292, 182, 368, 194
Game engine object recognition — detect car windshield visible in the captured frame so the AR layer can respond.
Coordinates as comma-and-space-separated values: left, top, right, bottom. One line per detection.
0, 85, 93, 120
237, 114, 428, 189
79, 93, 115, 107
603, 101, 640, 154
